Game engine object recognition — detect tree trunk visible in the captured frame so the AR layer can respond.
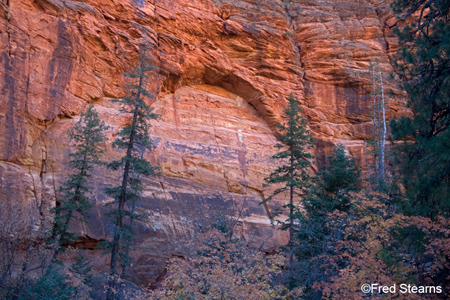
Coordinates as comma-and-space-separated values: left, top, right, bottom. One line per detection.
121, 149, 145, 278
289, 147, 294, 267
107, 71, 143, 300
379, 69, 386, 183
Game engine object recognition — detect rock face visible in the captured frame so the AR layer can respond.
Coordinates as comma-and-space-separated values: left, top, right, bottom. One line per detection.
0, 0, 402, 284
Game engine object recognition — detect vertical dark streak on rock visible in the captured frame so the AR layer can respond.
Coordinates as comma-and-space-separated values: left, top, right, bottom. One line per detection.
1, 51, 26, 161
1, 1, 18, 161
47, 19, 74, 120
38, 156, 47, 217
5, 0, 11, 56
171, 94, 180, 126
25, 30, 32, 122
283, 0, 305, 83
2, 52, 16, 160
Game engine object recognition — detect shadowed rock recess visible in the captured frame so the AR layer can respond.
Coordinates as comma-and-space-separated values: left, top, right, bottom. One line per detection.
0, 0, 403, 284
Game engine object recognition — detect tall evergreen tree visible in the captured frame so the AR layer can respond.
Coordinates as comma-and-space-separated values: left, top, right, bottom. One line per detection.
389, 0, 450, 217
50, 104, 108, 262
105, 44, 158, 300
263, 93, 314, 250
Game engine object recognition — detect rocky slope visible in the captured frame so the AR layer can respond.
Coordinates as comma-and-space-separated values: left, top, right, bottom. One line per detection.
0, 0, 402, 284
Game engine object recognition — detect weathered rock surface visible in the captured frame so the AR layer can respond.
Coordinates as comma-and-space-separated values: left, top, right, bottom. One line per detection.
0, 0, 402, 284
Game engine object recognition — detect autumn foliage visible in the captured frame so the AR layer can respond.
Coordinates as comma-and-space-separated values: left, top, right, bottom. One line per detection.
310, 192, 450, 299
148, 228, 302, 300
145, 190, 450, 299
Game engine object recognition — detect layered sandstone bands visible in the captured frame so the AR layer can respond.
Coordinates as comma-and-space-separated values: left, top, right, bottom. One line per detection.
0, 0, 400, 283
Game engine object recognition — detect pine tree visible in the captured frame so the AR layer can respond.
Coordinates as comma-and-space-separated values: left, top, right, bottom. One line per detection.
24, 267, 74, 300
50, 104, 108, 262
294, 145, 361, 298
263, 93, 314, 252
305, 144, 361, 216
105, 44, 158, 300
389, 0, 450, 217
69, 252, 93, 300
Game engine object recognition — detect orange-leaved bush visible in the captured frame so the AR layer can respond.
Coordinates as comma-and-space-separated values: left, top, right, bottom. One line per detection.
148, 228, 302, 300
314, 191, 450, 299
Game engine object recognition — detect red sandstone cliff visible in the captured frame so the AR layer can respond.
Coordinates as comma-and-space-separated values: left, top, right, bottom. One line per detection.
0, 0, 403, 284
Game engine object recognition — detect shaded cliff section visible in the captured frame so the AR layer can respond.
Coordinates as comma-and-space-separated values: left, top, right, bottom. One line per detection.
0, 0, 403, 284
